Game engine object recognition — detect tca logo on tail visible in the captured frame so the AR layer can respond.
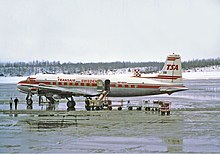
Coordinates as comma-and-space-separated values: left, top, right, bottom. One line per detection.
167, 64, 179, 70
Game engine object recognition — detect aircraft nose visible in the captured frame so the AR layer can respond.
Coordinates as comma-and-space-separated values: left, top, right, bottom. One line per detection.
17, 81, 29, 92
17, 83, 22, 90
17, 83, 23, 91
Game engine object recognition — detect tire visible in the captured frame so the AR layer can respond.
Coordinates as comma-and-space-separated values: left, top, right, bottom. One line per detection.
67, 101, 75, 108
118, 107, 122, 111
27, 99, 33, 105
128, 106, 133, 110
137, 107, 142, 111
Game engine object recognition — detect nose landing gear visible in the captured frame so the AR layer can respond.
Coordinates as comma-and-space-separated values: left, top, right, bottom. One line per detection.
26, 93, 33, 105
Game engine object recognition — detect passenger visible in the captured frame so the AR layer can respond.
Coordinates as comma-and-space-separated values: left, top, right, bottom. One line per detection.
14, 97, 19, 110
9, 98, 13, 110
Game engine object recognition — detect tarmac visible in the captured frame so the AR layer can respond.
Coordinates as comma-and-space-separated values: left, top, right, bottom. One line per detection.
1, 79, 220, 153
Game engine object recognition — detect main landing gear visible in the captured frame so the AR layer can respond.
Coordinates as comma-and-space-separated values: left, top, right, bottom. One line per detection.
25, 93, 77, 111
66, 96, 76, 111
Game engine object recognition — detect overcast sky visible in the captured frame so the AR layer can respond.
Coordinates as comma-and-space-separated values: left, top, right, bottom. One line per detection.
0, 0, 220, 63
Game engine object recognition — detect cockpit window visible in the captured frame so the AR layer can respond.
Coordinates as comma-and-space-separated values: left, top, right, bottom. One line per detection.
26, 77, 36, 81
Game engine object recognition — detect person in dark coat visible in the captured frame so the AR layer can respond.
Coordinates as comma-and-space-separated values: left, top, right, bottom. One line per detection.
14, 97, 19, 110
9, 98, 13, 110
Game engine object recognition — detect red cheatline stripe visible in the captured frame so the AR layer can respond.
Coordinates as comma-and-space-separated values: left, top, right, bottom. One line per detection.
111, 84, 116, 87
18, 80, 185, 89
118, 84, 122, 87
130, 85, 135, 88
92, 83, 97, 86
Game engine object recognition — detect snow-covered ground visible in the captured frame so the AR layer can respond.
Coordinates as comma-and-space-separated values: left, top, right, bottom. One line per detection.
0, 76, 27, 84
183, 71, 220, 80
0, 70, 220, 84
182, 65, 220, 80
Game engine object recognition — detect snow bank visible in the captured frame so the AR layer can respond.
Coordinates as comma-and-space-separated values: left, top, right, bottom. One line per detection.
0, 76, 27, 84
183, 71, 220, 80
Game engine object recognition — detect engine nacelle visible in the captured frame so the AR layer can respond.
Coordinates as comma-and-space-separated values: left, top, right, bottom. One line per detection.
30, 87, 38, 94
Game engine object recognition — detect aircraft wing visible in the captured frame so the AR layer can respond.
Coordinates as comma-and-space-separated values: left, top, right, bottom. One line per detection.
159, 86, 188, 94
26, 84, 100, 97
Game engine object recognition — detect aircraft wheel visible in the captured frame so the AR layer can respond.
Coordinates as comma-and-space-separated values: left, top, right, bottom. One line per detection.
27, 99, 33, 106
67, 101, 76, 108
85, 105, 91, 111
137, 107, 142, 111
118, 107, 122, 111
128, 106, 133, 110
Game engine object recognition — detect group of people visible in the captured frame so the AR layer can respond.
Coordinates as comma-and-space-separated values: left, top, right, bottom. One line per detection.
9, 97, 19, 110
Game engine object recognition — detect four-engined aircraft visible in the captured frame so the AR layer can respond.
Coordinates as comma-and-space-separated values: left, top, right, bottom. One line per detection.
17, 54, 188, 110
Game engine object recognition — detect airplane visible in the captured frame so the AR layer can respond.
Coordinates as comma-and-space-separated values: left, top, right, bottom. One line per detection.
17, 53, 188, 110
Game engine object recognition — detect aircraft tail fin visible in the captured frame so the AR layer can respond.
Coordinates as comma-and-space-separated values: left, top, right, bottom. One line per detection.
158, 53, 183, 83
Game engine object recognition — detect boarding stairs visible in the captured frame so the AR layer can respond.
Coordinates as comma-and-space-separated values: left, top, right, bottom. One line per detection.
88, 90, 110, 109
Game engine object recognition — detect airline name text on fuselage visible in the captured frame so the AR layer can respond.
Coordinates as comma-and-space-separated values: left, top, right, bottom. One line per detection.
58, 77, 97, 83
57, 77, 76, 82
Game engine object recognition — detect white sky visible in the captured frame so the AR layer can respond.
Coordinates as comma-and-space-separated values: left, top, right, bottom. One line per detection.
0, 0, 220, 63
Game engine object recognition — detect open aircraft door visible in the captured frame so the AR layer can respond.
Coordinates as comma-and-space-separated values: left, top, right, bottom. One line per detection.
97, 79, 110, 92
104, 79, 110, 91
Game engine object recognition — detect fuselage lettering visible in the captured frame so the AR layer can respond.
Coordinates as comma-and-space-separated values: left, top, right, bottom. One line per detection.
57, 77, 76, 82
81, 79, 97, 83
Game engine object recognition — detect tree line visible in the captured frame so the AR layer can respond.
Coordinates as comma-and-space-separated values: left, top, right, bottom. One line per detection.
0, 57, 219, 76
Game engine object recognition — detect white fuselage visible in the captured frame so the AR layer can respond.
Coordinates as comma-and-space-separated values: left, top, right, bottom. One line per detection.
17, 73, 187, 97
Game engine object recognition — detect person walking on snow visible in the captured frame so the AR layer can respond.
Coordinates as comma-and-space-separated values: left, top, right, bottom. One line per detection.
14, 97, 19, 110
9, 98, 13, 110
